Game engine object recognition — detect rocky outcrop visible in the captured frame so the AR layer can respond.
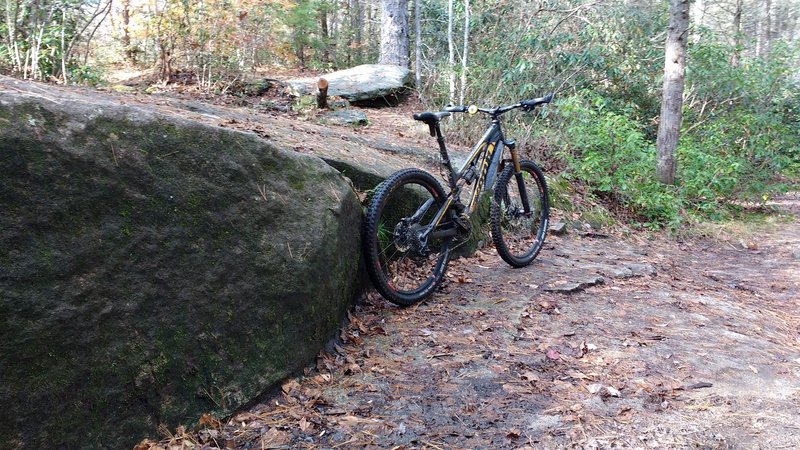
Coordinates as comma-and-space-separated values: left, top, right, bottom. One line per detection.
0, 77, 362, 449
285, 64, 413, 103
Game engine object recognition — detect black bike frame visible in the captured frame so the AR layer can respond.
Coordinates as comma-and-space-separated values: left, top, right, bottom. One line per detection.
424, 118, 509, 239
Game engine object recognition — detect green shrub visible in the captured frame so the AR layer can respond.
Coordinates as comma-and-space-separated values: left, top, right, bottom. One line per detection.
556, 92, 681, 228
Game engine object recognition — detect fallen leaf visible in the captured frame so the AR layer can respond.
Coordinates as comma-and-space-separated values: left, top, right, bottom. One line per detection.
337, 415, 384, 427
133, 440, 158, 450
502, 383, 533, 395
546, 349, 561, 360
506, 428, 521, 439
521, 371, 540, 382
313, 373, 331, 384
261, 427, 290, 448
586, 383, 603, 394
299, 417, 312, 433
615, 406, 632, 423
568, 371, 589, 380
197, 413, 220, 429
281, 379, 301, 395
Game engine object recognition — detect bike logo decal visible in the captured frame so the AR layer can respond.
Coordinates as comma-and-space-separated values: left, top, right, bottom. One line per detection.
470, 142, 496, 210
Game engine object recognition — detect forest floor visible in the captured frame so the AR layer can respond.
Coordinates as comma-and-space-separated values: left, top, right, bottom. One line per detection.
125, 80, 800, 449
141, 192, 800, 450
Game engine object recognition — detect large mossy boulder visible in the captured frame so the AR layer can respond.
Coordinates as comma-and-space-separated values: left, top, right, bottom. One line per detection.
0, 77, 362, 449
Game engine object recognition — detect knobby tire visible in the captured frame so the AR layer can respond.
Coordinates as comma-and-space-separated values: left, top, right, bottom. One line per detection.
363, 169, 452, 306
490, 159, 549, 267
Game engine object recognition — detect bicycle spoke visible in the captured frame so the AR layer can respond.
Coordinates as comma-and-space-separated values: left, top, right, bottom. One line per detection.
363, 169, 451, 305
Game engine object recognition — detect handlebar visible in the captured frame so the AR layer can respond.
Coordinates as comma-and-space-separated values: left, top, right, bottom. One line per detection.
442, 92, 554, 116
412, 93, 553, 135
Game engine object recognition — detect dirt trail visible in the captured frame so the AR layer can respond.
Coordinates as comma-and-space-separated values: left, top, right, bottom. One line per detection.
144, 193, 799, 450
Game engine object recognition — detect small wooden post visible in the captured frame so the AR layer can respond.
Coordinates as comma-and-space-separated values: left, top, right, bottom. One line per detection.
316, 78, 329, 109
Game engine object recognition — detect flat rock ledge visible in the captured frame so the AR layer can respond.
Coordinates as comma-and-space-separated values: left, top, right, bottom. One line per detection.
542, 262, 657, 293
544, 276, 606, 294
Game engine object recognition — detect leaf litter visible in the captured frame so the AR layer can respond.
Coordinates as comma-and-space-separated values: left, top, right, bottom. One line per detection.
139, 195, 800, 449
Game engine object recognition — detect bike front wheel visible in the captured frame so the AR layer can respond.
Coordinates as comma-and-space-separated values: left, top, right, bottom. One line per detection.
490, 160, 549, 267
363, 169, 452, 306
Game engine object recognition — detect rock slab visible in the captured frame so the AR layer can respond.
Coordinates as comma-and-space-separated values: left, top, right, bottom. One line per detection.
325, 110, 368, 126
285, 64, 413, 103
0, 77, 362, 449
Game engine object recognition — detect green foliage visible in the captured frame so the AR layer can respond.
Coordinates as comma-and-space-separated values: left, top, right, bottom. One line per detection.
554, 37, 799, 229
557, 92, 681, 228
70, 65, 106, 87
0, 0, 108, 81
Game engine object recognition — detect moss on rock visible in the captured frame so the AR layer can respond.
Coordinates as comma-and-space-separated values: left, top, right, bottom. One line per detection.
0, 77, 361, 449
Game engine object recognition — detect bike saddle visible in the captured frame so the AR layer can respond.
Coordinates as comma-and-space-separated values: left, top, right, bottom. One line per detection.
413, 111, 451, 136
412, 111, 451, 124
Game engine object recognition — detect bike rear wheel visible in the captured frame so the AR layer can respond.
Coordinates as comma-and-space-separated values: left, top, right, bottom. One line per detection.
363, 169, 452, 306
490, 160, 549, 267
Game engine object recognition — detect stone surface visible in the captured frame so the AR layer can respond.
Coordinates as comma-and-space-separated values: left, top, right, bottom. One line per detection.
544, 276, 605, 293
0, 76, 362, 449
627, 263, 657, 277
285, 64, 413, 103
324, 109, 368, 126
549, 222, 567, 235
596, 264, 635, 279
155, 95, 443, 194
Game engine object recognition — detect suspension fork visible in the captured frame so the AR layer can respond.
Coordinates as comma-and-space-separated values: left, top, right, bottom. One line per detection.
507, 140, 532, 215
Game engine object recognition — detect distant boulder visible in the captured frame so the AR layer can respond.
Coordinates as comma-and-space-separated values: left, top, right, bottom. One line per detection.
285, 64, 413, 104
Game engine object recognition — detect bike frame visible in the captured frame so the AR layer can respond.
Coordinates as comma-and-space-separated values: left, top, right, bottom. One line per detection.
422, 117, 523, 241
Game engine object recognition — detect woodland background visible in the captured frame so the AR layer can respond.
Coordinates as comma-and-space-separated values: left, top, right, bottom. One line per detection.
1, 0, 798, 228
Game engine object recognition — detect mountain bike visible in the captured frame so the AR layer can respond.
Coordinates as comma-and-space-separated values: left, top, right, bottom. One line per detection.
362, 93, 553, 306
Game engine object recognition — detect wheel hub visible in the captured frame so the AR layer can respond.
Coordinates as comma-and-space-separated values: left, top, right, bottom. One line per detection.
393, 219, 431, 256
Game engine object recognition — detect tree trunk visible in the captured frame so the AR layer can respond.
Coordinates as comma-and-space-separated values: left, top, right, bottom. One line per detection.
447, 0, 454, 105
122, 0, 132, 62
656, 0, 689, 186
414, 0, 421, 90
731, 0, 743, 66
762, 0, 772, 58
379, 0, 409, 67
320, 5, 329, 65
4, 0, 19, 71
82, 0, 113, 66
352, 0, 363, 64
60, 8, 66, 83
329, 5, 338, 66
317, 78, 329, 109
459, 0, 469, 106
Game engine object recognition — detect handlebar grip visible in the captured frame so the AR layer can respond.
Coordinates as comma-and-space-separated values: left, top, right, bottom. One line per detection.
521, 93, 554, 110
